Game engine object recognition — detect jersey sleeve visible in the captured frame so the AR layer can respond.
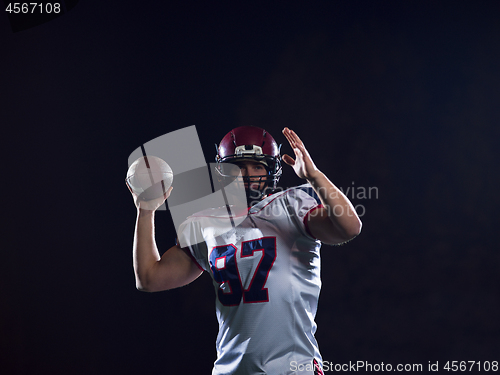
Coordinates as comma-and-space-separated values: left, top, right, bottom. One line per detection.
177, 218, 210, 271
286, 184, 323, 240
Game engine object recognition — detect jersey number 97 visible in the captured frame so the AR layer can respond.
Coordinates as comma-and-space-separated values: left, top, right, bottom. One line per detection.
209, 237, 277, 306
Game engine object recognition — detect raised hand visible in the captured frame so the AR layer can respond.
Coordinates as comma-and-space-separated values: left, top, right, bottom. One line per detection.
126, 181, 173, 212
281, 127, 320, 181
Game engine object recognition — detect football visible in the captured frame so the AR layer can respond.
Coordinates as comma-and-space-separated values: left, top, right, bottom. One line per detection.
126, 156, 173, 201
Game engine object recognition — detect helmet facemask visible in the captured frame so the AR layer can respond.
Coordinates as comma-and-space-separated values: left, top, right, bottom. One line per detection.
215, 159, 280, 207
215, 126, 282, 207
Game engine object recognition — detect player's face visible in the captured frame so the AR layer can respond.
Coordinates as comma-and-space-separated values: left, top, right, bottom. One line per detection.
235, 161, 268, 191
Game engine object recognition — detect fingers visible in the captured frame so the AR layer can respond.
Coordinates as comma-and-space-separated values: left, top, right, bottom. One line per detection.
165, 186, 174, 200
127, 181, 173, 212
282, 154, 295, 166
282, 127, 295, 148
140, 185, 173, 203
282, 127, 307, 164
126, 180, 134, 194
282, 127, 303, 149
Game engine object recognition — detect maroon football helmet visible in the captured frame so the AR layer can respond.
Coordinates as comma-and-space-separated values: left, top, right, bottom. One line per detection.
215, 126, 282, 194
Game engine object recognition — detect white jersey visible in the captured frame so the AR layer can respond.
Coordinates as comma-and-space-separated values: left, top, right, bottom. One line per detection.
179, 184, 324, 375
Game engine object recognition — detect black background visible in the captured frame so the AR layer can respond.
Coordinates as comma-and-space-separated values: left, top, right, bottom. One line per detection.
1, 1, 499, 374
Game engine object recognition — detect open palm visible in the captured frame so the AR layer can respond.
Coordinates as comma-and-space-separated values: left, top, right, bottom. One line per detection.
281, 127, 319, 180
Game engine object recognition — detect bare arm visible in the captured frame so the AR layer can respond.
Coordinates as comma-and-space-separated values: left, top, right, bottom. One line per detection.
282, 127, 362, 245
128, 185, 202, 292
305, 172, 362, 244
133, 209, 202, 292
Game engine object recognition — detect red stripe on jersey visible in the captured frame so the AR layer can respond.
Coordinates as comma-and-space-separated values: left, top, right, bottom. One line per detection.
303, 204, 324, 239
313, 358, 324, 375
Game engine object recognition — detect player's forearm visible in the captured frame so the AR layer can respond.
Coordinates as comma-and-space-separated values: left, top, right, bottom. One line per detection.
133, 209, 162, 291
307, 171, 362, 239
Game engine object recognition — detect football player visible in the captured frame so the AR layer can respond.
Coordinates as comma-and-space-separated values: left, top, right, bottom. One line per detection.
128, 126, 362, 375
